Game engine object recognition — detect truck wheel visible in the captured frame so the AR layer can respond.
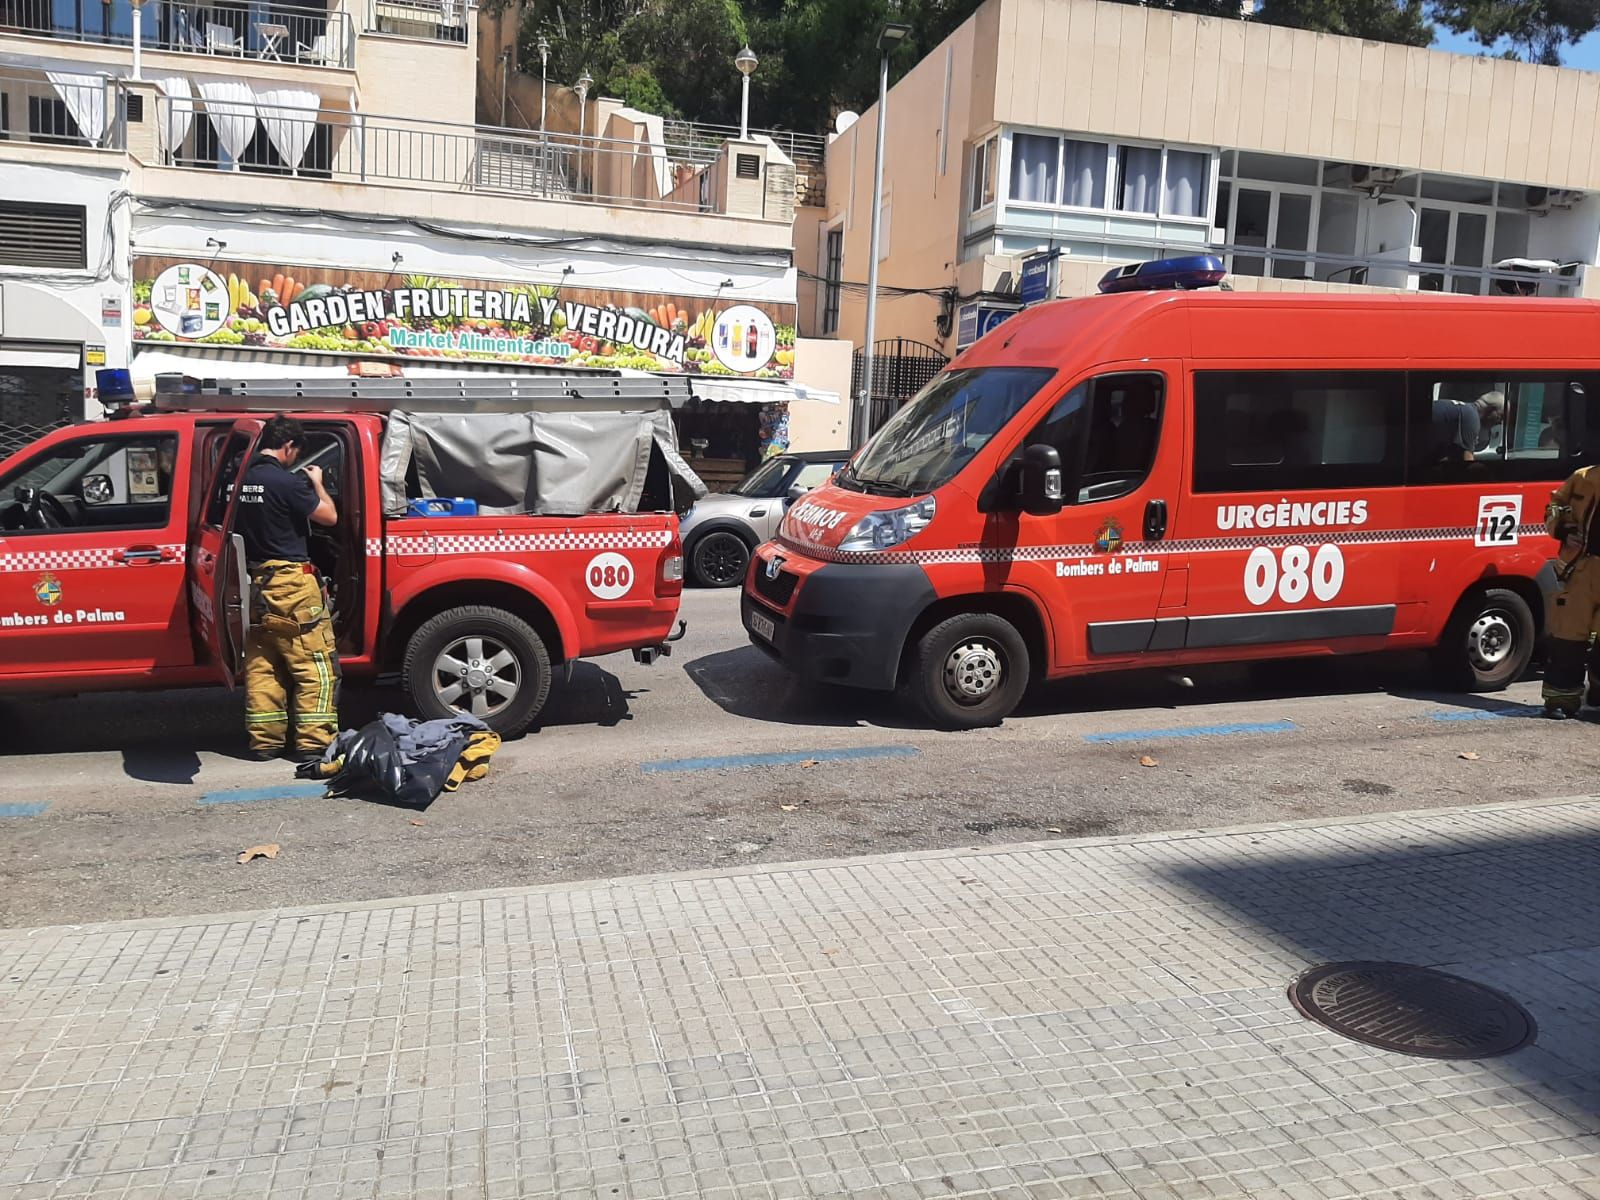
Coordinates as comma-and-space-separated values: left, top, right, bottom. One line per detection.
691, 531, 750, 588
403, 606, 552, 737
1433, 587, 1535, 692
902, 612, 1030, 729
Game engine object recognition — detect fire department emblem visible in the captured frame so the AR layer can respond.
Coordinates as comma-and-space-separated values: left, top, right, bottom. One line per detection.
1093, 519, 1124, 554
33, 574, 62, 607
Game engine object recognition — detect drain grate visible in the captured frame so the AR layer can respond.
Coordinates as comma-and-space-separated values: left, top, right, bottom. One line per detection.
1288, 961, 1536, 1059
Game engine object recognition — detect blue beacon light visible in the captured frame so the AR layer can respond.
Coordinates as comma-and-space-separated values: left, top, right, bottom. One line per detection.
1098, 254, 1227, 294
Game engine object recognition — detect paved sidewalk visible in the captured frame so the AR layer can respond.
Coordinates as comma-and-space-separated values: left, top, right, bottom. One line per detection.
2, 799, 1597, 1200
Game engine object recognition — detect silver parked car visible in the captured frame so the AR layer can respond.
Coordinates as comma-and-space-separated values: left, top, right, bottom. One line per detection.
681, 450, 851, 587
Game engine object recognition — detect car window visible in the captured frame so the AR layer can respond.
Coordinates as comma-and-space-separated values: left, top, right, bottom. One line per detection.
0, 433, 179, 535
792, 461, 842, 490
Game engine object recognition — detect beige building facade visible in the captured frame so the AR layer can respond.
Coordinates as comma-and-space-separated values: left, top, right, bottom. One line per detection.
0, 5, 846, 463
814, 0, 1600, 388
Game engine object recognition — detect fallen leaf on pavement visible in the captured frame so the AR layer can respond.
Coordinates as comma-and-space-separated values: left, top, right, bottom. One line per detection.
1139, 755, 1159, 768
799, 759, 820, 769
1458, 751, 1481, 761
237, 843, 279, 865
822, 947, 840, 956
409, 819, 426, 827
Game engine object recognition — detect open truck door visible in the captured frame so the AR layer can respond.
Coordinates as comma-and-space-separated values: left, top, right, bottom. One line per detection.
188, 419, 263, 687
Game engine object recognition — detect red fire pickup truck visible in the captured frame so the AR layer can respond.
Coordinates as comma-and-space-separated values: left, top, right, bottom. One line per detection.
0, 374, 695, 736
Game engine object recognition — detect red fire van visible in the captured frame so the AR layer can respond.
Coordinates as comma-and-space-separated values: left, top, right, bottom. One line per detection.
744, 266, 1588, 727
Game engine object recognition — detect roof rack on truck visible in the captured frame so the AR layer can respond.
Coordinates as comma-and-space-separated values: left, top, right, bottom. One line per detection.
101, 370, 694, 415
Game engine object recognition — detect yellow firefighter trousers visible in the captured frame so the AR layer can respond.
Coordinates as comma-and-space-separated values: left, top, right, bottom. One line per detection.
1542, 556, 1600, 712
244, 563, 341, 754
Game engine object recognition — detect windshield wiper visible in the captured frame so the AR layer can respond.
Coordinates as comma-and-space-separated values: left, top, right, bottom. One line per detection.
851, 476, 915, 498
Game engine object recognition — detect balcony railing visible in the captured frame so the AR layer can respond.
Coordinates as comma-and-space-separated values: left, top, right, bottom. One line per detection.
365, 0, 466, 41
1214, 243, 1584, 298
0, 71, 124, 149
0, 0, 354, 69
155, 99, 730, 212
662, 119, 825, 170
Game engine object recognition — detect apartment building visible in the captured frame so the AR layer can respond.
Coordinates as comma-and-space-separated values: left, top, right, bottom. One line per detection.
0, 2, 848, 470
813, 0, 1600, 422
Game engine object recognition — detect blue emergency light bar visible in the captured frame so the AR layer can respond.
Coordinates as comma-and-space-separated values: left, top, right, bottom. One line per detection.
1098, 254, 1226, 294
95, 368, 134, 401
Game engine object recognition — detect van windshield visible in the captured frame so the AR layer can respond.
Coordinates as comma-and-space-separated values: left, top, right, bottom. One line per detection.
839, 367, 1056, 496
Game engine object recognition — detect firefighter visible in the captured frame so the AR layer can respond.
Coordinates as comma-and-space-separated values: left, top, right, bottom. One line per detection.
1542, 461, 1600, 718
235, 416, 341, 760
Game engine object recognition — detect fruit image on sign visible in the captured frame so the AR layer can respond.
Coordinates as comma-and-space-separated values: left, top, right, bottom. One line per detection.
711, 305, 776, 373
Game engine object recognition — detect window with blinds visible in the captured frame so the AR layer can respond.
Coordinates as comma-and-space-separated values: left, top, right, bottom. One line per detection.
0, 201, 88, 270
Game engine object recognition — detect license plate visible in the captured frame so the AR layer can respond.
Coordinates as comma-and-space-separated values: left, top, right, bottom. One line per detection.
749, 611, 776, 643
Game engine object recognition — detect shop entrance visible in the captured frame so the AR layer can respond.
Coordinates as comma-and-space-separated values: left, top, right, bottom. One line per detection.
0, 343, 83, 461
671, 398, 790, 493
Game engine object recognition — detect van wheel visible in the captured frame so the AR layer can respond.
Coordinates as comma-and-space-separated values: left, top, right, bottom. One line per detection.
403, 605, 552, 737
902, 612, 1030, 729
1434, 587, 1535, 692
691, 531, 750, 588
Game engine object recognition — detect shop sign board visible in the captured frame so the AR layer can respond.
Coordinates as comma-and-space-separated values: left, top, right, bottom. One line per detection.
1019, 251, 1056, 306
131, 257, 798, 379
955, 302, 1019, 351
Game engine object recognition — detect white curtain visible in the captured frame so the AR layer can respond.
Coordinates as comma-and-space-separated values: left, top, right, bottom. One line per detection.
253, 84, 320, 170
45, 71, 107, 145
196, 78, 257, 169
1162, 149, 1208, 219
1117, 146, 1160, 215
1008, 133, 1058, 204
154, 76, 194, 160
1062, 139, 1106, 208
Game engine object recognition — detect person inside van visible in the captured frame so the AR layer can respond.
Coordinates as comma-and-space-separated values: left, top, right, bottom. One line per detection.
1431, 389, 1504, 461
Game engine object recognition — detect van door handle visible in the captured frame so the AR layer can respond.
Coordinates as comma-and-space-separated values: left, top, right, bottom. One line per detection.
114, 545, 171, 565
1144, 499, 1168, 542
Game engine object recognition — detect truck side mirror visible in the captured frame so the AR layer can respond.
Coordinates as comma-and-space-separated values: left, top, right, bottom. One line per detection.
1020, 444, 1064, 516
81, 475, 113, 506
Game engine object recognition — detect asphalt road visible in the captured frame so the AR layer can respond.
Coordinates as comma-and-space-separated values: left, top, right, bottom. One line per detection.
3, 587, 1598, 928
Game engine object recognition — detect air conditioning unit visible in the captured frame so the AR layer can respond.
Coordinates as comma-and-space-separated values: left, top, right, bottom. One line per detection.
1349, 165, 1403, 195
1525, 186, 1583, 213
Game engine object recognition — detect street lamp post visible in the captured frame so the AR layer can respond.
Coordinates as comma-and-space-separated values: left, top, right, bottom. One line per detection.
575, 69, 593, 193
537, 34, 550, 135
857, 19, 910, 449
734, 45, 758, 141
129, 0, 149, 81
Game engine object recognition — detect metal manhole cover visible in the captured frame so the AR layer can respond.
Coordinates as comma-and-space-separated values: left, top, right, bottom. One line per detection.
1288, 961, 1536, 1059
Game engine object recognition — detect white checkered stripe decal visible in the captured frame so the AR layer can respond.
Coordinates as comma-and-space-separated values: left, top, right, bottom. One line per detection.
384, 530, 673, 558
0, 544, 187, 574
776, 524, 1552, 566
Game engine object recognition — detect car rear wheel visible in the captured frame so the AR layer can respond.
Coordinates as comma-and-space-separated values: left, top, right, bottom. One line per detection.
403, 605, 552, 737
1433, 586, 1535, 692
691, 531, 751, 588
901, 612, 1030, 729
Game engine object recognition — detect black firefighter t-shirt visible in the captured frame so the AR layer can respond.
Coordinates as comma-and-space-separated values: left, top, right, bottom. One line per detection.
235, 457, 317, 566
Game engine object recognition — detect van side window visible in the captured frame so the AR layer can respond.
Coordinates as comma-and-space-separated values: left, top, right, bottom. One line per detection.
204, 432, 252, 528
1022, 372, 1164, 505
1409, 374, 1592, 484
1192, 371, 1406, 493
0, 433, 178, 535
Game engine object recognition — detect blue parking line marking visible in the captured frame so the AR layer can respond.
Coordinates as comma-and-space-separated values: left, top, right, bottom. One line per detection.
199, 783, 328, 806
643, 745, 921, 774
1428, 706, 1541, 721
1084, 720, 1297, 744
0, 802, 48, 818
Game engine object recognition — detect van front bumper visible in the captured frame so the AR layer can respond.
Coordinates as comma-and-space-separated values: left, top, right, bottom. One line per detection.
742, 559, 936, 692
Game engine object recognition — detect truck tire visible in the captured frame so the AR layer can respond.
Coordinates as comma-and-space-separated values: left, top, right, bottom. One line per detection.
403, 605, 552, 737
690, 530, 751, 588
901, 612, 1030, 730
1433, 586, 1535, 692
